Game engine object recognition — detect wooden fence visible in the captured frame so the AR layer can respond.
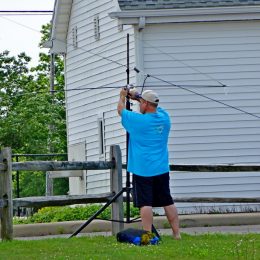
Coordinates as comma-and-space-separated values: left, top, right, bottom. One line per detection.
1, 145, 260, 241
0, 145, 123, 241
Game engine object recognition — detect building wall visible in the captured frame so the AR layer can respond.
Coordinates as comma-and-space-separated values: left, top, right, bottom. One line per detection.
139, 21, 260, 213
65, 0, 135, 194
65, 1, 260, 213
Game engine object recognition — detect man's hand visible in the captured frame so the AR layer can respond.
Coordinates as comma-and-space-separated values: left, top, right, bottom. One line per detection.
120, 88, 128, 99
117, 88, 128, 116
128, 87, 141, 101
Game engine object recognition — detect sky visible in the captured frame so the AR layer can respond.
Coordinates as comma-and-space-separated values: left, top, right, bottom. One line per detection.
0, 0, 55, 67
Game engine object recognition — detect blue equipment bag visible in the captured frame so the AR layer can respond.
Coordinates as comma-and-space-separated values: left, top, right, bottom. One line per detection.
116, 228, 159, 246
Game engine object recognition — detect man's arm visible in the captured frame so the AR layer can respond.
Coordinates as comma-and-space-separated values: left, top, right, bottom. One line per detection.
117, 88, 128, 116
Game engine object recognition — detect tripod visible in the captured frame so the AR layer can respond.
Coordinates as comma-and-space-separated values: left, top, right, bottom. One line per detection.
69, 34, 160, 238
69, 171, 160, 238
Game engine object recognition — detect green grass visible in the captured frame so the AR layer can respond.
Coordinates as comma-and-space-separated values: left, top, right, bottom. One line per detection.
0, 234, 259, 259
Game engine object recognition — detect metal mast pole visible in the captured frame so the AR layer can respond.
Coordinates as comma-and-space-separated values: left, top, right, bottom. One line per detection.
126, 33, 131, 222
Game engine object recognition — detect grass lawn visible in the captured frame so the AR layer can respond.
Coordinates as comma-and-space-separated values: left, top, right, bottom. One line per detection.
0, 233, 259, 259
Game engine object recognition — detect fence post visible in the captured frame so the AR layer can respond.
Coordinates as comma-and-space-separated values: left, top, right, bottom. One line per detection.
0, 147, 13, 241
45, 172, 53, 196
110, 145, 124, 235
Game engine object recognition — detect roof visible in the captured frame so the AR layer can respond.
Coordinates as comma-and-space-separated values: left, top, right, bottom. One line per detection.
118, 0, 260, 10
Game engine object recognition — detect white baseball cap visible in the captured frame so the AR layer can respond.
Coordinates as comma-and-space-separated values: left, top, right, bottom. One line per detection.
141, 90, 159, 104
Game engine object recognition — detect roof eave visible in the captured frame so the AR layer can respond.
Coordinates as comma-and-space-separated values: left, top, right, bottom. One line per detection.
49, 0, 73, 54
110, 5, 260, 25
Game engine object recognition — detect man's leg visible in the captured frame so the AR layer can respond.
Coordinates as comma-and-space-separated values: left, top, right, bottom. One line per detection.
140, 206, 153, 232
164, 204, 181, 239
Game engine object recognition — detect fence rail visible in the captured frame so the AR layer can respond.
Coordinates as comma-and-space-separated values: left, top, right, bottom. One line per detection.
2, 162, 260, 173
0, 146, 123, 241
0, 161, 114, 172
1, 146, 260, 241
13, 193, 115, 208
174, 197, 260, 203
169, 164, 260, 172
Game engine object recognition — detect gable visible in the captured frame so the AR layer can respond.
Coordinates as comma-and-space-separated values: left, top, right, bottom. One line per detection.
118, 0, 260, 10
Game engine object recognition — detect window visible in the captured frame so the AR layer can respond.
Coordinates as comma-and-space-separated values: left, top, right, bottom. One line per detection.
98, 114, 105, 157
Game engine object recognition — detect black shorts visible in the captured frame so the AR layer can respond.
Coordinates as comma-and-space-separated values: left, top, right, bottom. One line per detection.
132, 172, 174, 208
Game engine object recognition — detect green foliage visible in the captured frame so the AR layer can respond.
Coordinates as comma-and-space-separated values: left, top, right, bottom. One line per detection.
0, 234, 259, 259
0, 50, 66, 155
13, 204, 140, 224
0, 23, 68, 197
18, 171, 46, 197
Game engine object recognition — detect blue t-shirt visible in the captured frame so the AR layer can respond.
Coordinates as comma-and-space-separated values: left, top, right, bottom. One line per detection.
121, 107, 170, 177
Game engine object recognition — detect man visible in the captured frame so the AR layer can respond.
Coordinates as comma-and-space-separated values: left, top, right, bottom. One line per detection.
117, 88, 181, 240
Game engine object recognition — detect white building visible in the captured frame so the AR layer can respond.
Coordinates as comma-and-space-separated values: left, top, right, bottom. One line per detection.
50, 0, 260, 213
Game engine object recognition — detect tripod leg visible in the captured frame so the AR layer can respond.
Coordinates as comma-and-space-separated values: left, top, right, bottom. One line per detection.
69, 189, 125, 238
152, 224, 160, 239
125, 171, 131, 223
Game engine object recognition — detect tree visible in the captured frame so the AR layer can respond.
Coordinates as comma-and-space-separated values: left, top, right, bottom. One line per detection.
0, 55, 66, 154
0, 23, 68, 197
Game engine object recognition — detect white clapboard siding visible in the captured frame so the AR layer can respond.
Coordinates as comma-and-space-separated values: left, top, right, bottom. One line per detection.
66, 2, 260, 213
140, 21, 260, 213
154, 171, 260, 214
66, 0, 135, 194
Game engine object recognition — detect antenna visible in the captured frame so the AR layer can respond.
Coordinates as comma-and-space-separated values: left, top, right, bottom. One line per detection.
125, 33, 131, 222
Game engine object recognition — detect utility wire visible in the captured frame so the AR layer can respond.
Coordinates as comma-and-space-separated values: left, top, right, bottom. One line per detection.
11, 85, 171, 97
0, 14, 52, 16
68, 39, 125, 71
6, 76, 260, 120
0, 10, 53, 13
2, 15, 225, 88
133, 34, 226, 87
62, 33, 227, 89
13, 83, 260, 123
1, 16, 260, 120
0, 10, 53, 16
149, 74, 260, 120
11, 84, 232, 100
56, 38, 128, 69
0, 16, 45, 33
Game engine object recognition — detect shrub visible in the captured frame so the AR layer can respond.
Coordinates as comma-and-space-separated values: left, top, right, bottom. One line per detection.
13, 203, 140, 224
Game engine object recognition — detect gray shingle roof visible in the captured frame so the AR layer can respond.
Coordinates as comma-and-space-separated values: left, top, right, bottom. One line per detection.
118, 0, 260, 10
